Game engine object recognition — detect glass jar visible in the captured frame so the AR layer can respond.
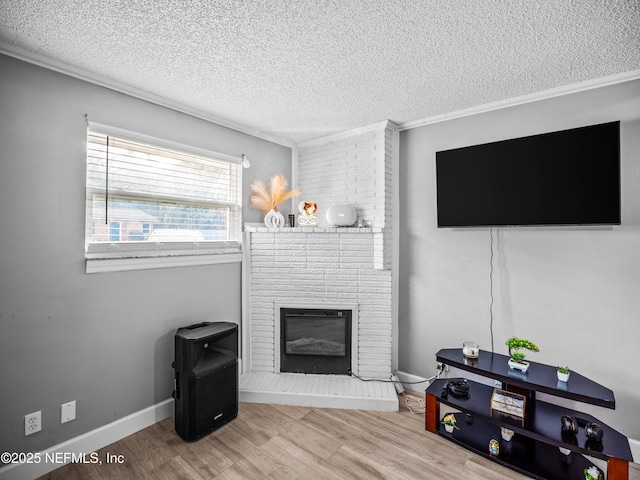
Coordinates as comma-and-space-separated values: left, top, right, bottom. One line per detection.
462, 341, 479, 359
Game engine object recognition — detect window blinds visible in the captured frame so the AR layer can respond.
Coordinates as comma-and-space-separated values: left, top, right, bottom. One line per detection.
85, 129, 242, 259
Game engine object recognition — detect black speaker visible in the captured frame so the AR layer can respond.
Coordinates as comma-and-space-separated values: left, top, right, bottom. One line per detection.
172, 321, 238, 441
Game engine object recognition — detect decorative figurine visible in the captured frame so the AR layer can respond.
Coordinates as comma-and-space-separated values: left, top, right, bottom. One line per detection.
298, 201, 319, 225
489, 439, 500, 456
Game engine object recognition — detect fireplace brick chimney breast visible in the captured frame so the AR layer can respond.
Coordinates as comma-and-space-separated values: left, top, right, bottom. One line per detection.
244, 120, 395, 382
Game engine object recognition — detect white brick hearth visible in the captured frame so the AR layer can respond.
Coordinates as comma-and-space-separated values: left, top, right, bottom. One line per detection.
240, 121, 398, 411
239, 372, 398, 411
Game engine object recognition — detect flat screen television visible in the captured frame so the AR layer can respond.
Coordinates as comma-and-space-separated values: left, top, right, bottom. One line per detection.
435, 121, 621, 227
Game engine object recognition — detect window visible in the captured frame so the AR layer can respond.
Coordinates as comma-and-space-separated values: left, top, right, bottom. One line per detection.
85, 125, 243, 273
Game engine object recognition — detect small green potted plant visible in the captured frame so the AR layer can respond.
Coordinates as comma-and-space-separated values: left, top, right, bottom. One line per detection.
584, 465, 603, 480
441, 413, 459, 433
505, 337, 539, 373
557, 366, 570, 382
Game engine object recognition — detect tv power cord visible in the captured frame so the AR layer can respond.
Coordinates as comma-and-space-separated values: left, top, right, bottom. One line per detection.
349, 369, 443, 404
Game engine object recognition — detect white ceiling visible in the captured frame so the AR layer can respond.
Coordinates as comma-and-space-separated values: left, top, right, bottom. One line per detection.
1, 0, 639, 145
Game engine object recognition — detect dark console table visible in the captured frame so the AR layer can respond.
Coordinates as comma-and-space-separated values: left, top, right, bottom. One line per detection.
425, 348, 633, 480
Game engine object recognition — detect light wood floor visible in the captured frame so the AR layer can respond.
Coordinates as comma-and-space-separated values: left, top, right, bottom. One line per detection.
39, 392, 638, 480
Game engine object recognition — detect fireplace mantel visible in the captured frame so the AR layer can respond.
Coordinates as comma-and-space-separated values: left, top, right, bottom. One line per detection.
244, 225, 382, 234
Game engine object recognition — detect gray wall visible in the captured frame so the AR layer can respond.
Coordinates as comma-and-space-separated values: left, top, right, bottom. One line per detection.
0, 54, 291, 453
398, 79, 640, 439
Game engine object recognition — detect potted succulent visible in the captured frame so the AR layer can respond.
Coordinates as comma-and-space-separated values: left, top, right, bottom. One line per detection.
505, 337, 539, 373
584, 465, 603, 480
557, 366, 570, 382
441, 413, 459, 433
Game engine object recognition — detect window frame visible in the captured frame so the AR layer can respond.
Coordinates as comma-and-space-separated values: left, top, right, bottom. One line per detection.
85, 122, 243, 274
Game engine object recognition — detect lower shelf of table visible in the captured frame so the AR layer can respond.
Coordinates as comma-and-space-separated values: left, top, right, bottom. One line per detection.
436, 412, 603, 480
426, 378, 632, 462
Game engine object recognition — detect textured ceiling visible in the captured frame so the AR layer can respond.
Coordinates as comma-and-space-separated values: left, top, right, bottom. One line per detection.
1, 0, 639, 144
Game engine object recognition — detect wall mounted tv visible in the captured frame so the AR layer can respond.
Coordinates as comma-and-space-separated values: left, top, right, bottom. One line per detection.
435, 121, 621, 227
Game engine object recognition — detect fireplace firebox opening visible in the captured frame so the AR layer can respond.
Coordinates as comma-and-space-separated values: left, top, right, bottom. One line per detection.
280, 307, 352, 375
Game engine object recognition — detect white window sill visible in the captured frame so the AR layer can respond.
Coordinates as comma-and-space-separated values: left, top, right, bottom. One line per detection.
86, 241, 242, 273
86, 251, 242, 274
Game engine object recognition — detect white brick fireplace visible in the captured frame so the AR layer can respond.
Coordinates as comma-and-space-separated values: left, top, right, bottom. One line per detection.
240, 121, 398, 411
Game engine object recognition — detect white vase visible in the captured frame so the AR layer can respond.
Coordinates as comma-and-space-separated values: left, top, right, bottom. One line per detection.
264, 209, 285, 228
557, 371, 570, 382
444, 424, 454, 433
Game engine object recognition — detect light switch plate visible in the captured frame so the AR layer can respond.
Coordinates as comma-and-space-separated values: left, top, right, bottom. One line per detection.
61, 401, 76, 423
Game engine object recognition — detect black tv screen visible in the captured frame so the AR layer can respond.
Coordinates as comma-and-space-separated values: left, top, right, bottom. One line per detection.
435, 121, 621, 227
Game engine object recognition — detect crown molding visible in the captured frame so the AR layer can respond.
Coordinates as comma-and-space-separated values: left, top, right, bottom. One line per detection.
4, 40, 638, 147
396, 69, 640, 132
0, 41, 296, 148
296, 119, 398, 148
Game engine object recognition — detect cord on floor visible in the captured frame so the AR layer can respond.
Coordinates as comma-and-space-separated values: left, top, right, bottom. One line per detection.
400, 392, 426, 414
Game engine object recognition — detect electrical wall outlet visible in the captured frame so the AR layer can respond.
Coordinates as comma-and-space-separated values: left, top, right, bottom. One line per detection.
25, 411, 41, 436
436, 362, 449, 373
61, 400, 76, 424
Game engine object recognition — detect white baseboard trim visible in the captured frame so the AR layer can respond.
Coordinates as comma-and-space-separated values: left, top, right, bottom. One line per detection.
394, 370, 432, 393
629, 438, 640, 464
0, 398, 173, 480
